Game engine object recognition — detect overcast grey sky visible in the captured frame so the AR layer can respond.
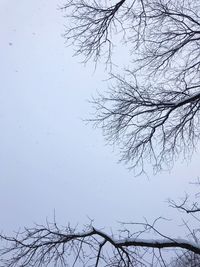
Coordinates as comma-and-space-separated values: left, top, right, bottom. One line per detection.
0, 0, 199, 241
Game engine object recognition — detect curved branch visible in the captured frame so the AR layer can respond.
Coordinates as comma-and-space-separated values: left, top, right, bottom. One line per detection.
1, 222, 200, 266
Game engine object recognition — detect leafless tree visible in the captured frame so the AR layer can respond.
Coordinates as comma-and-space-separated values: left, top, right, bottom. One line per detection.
2, 187, 200, 266
0, 214, 200, 267
1, 0, 200, 266
63, 0, 200, 173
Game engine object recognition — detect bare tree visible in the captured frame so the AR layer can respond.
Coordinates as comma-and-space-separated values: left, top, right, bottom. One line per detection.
63, 0, 200, 173
1, 0, 200, 266
1, 215, 200, 267
1, 202, 200, 267
2, 187, 200, 266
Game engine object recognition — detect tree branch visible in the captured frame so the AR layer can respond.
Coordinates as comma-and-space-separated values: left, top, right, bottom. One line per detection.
1, 221, 200, 266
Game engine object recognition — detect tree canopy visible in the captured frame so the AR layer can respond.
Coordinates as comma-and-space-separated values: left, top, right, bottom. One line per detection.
1, 0, 200, 266
63, 0, 200, 173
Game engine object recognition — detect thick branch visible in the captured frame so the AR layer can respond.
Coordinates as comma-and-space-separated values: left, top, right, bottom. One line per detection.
1, 224, 200, 266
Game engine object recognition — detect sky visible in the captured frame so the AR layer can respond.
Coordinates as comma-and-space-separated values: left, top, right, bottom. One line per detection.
0, 0, 200, 246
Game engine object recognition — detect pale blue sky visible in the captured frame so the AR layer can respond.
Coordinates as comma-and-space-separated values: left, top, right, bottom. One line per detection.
0, 0, 199, 241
